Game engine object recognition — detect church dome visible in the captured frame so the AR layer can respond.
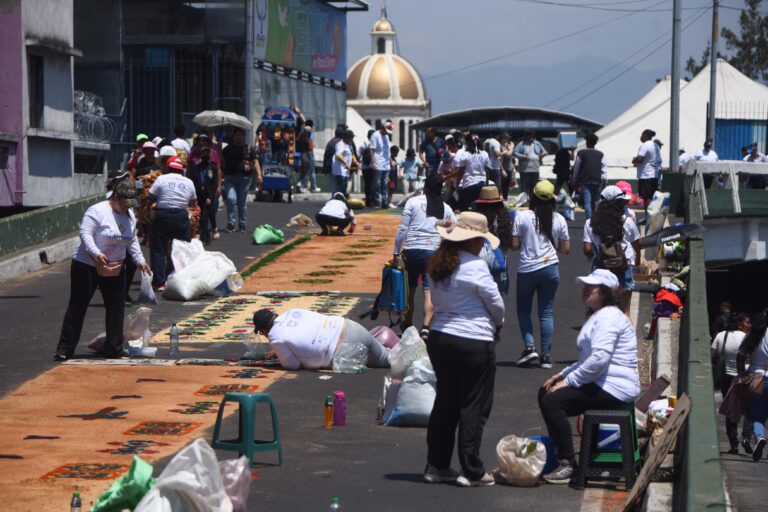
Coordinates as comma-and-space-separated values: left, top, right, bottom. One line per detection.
372, 18, 393, 33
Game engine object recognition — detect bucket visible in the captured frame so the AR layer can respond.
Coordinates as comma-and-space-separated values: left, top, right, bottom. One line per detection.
530, 435, 558, 474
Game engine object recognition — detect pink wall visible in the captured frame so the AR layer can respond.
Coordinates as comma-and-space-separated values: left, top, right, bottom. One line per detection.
0, 0, 23, 206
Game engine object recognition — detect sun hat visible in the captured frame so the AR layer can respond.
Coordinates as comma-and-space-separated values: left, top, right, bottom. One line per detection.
166, 156, 185, 171
135, 133, 149, 143
600, 184, 631, 202
533, 180, 555, 201
576, 268, 620, 289
113, 178, 139, 208
436, 212, 500, 249
473, 185, 503, 204
142, 141, 157, 150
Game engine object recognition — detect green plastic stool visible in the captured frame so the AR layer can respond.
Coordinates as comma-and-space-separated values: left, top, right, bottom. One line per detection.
211, 392, 283, 467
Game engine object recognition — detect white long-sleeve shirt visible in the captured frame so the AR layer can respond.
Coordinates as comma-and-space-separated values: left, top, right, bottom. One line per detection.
743, 331, 768, 376
429, 251, 505, 342
73, 201, 145, 267
393, 195, 456, 253
559, 306, 640, 402
267, 309, 346, 370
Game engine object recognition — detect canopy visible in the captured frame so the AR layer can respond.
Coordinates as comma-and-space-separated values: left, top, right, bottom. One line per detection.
192, 110, 252, 130
346, 106, 374, 149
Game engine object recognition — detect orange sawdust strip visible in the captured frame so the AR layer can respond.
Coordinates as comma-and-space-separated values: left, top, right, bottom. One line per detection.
0, 364, 290, 512
239, 213, 402, 294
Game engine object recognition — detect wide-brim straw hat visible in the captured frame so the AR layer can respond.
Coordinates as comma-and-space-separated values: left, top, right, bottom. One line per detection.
436, 212, 500, 249
473, 185, 503, 204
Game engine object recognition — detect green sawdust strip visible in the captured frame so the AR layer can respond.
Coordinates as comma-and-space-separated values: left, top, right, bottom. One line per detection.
349, 244, 382, 249
293, 278, 334, 284
329, 257, 366, 261
241, 234, 313, 278
338, 250, 373, 255
362, 238, 388, 242
305, 270, 343, 277
320, 264, 353, 269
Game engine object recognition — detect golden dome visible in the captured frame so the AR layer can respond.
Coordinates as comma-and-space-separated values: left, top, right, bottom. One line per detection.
347, 54, 426, 103
372, 18, 393, 33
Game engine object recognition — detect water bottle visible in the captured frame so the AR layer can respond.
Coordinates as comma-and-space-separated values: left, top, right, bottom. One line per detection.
169, 323, 180, 358
70, 491, 82, 512
332, 391, 346, 427
329, 497, 342, 511
323, 395, 334, 429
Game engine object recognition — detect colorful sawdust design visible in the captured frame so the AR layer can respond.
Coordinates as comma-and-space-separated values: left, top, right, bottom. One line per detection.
329, 256, 366, 261
305, 270, 342, 276
59, 407, 128, 420
124, 421, 202, 436
293, 278, 333, 284
338, 250, 373, 255
42, 463, 128, 481
320, 264, 353, 269
194, 384, 259, 397
223, 369, 263, 379
24, 435, 60, 440
169, 401, 220, 415
349, 243, 383, 249
98, 440, 170, 455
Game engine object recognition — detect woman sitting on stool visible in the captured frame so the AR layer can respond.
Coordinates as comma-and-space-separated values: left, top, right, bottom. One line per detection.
316, 192, 356, 236
538, 269, 640, 484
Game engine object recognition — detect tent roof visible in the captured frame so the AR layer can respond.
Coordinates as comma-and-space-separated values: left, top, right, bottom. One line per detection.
346, 106, 374, 149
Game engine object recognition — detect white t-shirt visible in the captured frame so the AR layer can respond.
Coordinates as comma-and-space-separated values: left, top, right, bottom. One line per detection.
636, 140, 657, 180
678, 153, 692, 167
332, 140, 352, 177
744, 153, 768, 163
512, 209, 570, 273
73, 201, 145, 266
268, 309, 345, 370
583, 216, 640, 264
560, 305, 640, 403
318, 199, 356, 225
149, 173, 197, 209
694, 149, 718, 162
486, 138, 501, 170
370, 130, 391, 171
455, 150, 489, 189
393, 195, 456, 253
711, 330, 747, 376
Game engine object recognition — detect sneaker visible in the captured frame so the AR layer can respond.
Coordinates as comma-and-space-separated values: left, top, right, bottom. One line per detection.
516, 347, 539, 366
727, 447, 739, 455
540, 356, 552, 369
53, 350, 72, 362
753, 437, 766, 462
456, 472, 495, 487
224, 224, 235, 233
388, 203, 397, 209
312, 187, 322, 193
542, 462, 574, 484
212, 230, 221, 240
423, 464, 460, 484
742, 438, 754, 455
420, 328, 430, 341
153, 284, 166, 293
238, 225, 247, 232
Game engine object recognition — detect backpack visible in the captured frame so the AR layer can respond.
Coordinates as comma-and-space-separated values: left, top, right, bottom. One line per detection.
484, 239, 509, 295
322, 137, 339, 174
361, 144, 373, 167
360, 263, 409, 326
597, 235, 628, 272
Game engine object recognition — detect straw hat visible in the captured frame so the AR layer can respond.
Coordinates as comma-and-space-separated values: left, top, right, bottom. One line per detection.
473, 185, 503, 204
436, 212, 500, 249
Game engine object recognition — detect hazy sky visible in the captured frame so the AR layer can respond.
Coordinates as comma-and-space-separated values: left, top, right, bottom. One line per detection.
345, 0, 747, 120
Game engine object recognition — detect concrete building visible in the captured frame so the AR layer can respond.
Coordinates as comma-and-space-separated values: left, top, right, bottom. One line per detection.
0, 0, 108, 209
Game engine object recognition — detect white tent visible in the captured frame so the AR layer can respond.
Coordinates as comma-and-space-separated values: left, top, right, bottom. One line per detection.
346, 106, 374, 150
588, 59, 768, 169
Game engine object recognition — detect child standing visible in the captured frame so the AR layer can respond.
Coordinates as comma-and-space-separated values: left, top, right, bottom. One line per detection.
400, 148, 423, 194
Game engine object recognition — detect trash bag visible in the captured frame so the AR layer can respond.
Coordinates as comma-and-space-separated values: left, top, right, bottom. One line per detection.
286, 213, 314, 228
92, 455, 155, 512
384, 356, 436, 427
164, 252, 236, 301
514, 192, 529, 209
370, 325, 400, 349
556, 192, 576, 222
171, 239, 205, 274
218, 457, 251, 512
332, 342, 367, 373
493, 435, 547, 487
253, 224, 285, 245
88, 307, 153, 352
388, 327, 427, 379
134, 438, 233, 512
138, 271, 158, 305
377, 376, 401, 424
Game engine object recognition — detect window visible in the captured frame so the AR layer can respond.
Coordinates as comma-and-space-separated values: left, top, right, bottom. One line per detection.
28, 54, 44, 129
377, 38, 385, 54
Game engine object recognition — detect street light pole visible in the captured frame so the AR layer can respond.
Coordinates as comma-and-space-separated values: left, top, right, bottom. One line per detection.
670, 0, 682, 172
707, 0, 719, 145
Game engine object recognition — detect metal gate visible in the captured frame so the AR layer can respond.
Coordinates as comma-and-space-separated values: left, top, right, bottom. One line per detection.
714, 103, 768, 160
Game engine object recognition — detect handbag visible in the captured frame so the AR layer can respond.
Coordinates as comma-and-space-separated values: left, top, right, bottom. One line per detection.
737, 372, 765, 398
712, 331, 728, 390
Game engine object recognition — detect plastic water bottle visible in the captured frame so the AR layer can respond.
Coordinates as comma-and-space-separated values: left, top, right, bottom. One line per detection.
70, 491, 82, 512
329, 497, 342, 511
169, 323, 180, 358
323, 395, 334, 429
333, 391, 346, 427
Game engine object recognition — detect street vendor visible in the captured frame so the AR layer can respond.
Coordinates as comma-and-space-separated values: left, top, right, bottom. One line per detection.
252, 308, 389, 371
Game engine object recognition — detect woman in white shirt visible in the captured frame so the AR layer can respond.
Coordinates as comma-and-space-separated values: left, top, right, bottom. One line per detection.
424, 212, 504, 488
736, 309, 768, 462
54, 176, 150, 361
445, 135, 489, 212
538, 269, 640, 484
316, 192, 356, 236
511, 180, 570, 369
392, 175, 456, 335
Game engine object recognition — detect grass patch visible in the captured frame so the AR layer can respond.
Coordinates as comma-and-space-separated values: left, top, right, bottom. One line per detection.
349, 244, 382, 249
293, 278, 333, 284
241, 234, 313, 278
329, 257, 366, 261
305, 270, 342, 277
320, 264, 353, 269
338, 250, 373, 255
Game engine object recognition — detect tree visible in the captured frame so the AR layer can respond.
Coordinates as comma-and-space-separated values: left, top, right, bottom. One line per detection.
685, 44, 710, 80
720, 0, 768, 82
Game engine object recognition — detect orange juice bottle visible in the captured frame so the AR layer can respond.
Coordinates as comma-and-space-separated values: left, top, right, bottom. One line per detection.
323, 395, 334, 429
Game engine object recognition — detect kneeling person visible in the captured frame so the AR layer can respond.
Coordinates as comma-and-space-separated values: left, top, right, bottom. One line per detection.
316, 192, 356, 236
252, 308, 389, 370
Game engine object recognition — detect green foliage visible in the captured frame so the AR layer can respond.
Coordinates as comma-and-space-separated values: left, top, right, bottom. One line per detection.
720, 0, 768, 82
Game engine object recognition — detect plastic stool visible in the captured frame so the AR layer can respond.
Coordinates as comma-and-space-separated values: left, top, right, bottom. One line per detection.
572, 405, 640, 489
211, 392, 283, 467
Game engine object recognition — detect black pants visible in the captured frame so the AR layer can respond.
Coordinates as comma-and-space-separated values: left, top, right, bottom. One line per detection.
315, 213, 351, 232
500, 170, 513, 200
426, 330, 496, 480
362, 167, 375, 206
486, 168, 500, 188
124, 258, 137, 300
456, 183, 485, 212
57, 260, 125, 356
554, 175, 570, 197
519, 172, 540, 199
538, 382, 624, 461
150, 208, 191, 286
199, 203, 214, 244
721, 375, 740, 447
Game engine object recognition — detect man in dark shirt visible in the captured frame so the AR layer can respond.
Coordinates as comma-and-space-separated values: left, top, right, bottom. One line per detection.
189, 146, 219, 245
221, 128, 261, 232
570, 133, 605, 219
419, 127, 445, 177
553, 146, 574, 197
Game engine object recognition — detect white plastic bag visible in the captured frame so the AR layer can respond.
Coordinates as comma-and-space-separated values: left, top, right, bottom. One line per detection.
377, 375, 401, 424
241, 333, 269, 360
493, 435, 547, 487
384, 356, 436, 427
556, 192, 576, 222
218, 456, 251, 512
286, 213, 314, 227
87, 306, 153, 352
514, 192, 529, 209
134, 438, 233, 512
171, 239, 205, 274
164, 252, 236, 301
138, 271, 158, 305
332, 342, 367, 373
388, 327, 427, 379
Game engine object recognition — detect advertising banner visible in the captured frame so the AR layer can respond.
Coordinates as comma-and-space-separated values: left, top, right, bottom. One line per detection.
254, 0, 347, 82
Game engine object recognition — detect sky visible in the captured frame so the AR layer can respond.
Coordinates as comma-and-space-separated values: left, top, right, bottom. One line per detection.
345, 0, 748, 123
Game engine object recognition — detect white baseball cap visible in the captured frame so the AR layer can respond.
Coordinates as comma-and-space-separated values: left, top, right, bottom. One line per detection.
600, 185, 631, 202
576, 269, 620, 288
159, 145, 177, 158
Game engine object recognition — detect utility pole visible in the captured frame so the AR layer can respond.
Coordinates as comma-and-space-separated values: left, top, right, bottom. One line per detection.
245, 0, 254, 139
670, 0, 682, 172
707, 0, 719, 145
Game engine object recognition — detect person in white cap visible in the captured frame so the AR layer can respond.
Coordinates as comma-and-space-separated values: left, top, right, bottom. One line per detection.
583, 185, 640, 315
423, 212, 504, 488
678, 146, 691, 169
371, 121, 393, 209
538, 268, 640, 484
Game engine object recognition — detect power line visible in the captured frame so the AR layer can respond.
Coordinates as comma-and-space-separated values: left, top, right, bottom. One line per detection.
510, 0, 713, 12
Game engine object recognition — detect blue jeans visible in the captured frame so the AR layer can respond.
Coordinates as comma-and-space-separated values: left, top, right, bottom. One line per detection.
332, 175, 349, 196
748, 379, 768, 439
374, 169, 389, 206
223, 174, 250, 228
580, 184, 600, 219
516, 264, 560, 357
